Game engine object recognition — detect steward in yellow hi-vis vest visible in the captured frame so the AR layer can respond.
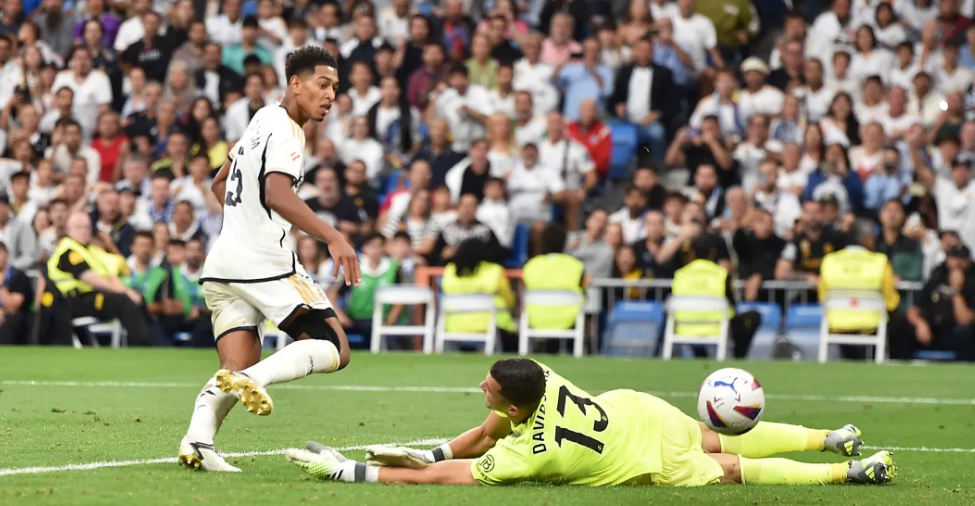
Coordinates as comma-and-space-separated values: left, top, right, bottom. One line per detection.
818, 246, 899, 331
670, 234, 760, 358
441, 239, 516, 350
522, 224, 586, 331
44, 212, 152, 346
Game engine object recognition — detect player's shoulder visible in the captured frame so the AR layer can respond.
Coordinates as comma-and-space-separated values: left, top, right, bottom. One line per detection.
261, 104, 306, 144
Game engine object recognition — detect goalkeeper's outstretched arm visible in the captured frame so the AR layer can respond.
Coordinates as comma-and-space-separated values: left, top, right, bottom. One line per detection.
444, 411, 511, 459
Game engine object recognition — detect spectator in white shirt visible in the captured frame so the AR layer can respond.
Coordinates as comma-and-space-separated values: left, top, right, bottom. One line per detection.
738, 57, 785, 123
436, 63, 492, 152
538, 111, 596, 230
795, 57, 835, 122
340, 117, 386, 182
274, 19, 315, 86
51, 46, 112, 141
854, 76, 890, 124
689, 69, 745, 139
487, 63, 517, 118
486, 112, 520, 178
806, 0, 854, 66
827, 51, 859, 98
206, 0, 244, 46
256, 0, 287, 49
776, 143, 810, 196
113, 0, 157, 53
915, 155, 975, 251
880, 86, 920, 145
932, 39, 975, 94
223, 73, 266, 145
873, 2, 908, 49
513, 32, 559, 115
890, 41, 920, 91
378, 0, 411, 45
513, 90, 547, 147
850, 25, 895, 85
735, 115, 785, 192
507, 143, 566, 229
849, 121, 886, 180
477, 177, 514, 248
348, 61, 382, 118
909, 71, 945, 127
608, 186, 648, 244
671, 0, 724, 80
45, 118, 101, 183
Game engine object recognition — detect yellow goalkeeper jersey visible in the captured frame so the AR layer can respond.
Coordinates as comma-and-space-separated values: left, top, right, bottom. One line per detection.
471, 363, 663, 486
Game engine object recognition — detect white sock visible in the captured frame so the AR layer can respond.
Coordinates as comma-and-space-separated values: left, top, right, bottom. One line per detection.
241, 339, 340, 387
332, 461, 380, 483
186, 377, 238, 445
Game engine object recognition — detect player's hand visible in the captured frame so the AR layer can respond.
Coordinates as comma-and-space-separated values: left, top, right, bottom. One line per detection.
330, 239, 361, 286
364, 446, 434, 469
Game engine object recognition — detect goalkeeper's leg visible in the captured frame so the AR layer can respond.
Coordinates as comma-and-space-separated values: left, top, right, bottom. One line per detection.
709, 452, 896, 485
700, 422, 864, 458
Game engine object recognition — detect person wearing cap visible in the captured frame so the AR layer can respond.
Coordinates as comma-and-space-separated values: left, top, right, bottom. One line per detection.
671, 233, 761, 358
889, 244, 975, 361
817, 221, 901, 359
221, 15, 273, 76
738, 57, 784, 124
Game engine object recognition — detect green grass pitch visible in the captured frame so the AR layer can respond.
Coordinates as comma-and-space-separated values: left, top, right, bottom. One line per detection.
0, 349, 973, 505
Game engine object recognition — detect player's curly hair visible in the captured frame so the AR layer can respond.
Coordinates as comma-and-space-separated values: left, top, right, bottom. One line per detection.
285, 46, 338, 81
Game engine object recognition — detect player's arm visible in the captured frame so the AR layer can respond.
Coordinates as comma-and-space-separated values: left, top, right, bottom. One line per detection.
265, 173, 361, 285
367, 411, 510, 468
376, 460, 479, 485
211, 158, 231, 210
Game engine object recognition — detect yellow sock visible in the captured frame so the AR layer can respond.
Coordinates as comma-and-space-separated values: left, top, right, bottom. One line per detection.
719, 422, 828, 458
739, 457, 848, 485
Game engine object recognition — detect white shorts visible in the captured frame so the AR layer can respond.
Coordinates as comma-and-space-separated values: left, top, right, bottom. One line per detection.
203, 266, 334, 342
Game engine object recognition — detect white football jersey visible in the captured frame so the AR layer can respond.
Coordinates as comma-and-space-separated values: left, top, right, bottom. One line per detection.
202, 105, 307, 283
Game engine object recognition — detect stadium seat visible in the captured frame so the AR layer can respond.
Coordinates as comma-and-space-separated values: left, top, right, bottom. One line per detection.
504, 223, 529, 268
739, 302, 783, 360
607, 120, 638, 181
819, 292, 888, 363
370, 285, 436, 354
914, 350, 958, 361
661, 295, 731, 361
71, 317, 124, 348
518, 290, 586, 357
783, 304, 836, 361
601, 301, 664, 357
435, 293, 498, 355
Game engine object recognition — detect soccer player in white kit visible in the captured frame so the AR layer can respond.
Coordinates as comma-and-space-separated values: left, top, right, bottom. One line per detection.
178, 47, 362, 472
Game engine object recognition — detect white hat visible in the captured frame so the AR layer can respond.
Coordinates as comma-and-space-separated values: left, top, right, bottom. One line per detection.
740, 57, 769, 76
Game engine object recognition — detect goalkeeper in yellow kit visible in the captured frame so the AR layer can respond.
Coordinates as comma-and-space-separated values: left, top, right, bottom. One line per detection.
286, 359, 896, 486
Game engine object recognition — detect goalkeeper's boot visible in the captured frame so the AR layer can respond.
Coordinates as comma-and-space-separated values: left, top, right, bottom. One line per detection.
178, 436, 241, 472
823, 424, 863, 457
215, 369, 273, 416
287, 444, 345, 480
847, 450, 896, 484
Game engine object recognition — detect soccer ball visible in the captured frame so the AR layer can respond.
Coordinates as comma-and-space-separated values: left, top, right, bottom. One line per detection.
697, 368, 765, 435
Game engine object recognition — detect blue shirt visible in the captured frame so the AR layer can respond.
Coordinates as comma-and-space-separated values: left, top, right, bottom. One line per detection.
222, 44, 273, 76
557, 63, 614, 121
960, 44, 975, 72
863, 170, 912, 210
654, 44, 689, 87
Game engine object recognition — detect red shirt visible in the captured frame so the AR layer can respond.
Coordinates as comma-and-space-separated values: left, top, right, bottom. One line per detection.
568, 121, 612, 176
91, 135, 129, 183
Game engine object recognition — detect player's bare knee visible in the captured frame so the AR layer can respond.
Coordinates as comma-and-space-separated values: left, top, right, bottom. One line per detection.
216, 330, 263, 370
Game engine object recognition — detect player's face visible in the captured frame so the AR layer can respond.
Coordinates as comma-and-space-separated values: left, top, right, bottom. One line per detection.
296, 65, 340, 122
480, 373, 509, 412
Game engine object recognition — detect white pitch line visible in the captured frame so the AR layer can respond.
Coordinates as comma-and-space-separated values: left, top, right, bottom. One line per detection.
0, 438, 448, 478
863, 445, 975, 453
4, 380, 975, 406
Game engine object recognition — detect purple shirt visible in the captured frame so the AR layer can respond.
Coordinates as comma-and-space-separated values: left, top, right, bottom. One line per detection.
74, 14, 121, 48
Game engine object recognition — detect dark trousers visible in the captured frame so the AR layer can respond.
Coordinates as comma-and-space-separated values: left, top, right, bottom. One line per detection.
0, 312, 32, 345
685, 310, 762, 359
151, 315, 214, 347
888, 313, 975, 362
72, 291, 153, 346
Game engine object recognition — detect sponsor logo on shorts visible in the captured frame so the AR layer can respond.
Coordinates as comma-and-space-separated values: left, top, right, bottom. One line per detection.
478, 455, 494, 473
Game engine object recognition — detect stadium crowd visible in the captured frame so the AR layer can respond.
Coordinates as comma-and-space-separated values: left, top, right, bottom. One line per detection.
0, 0, 971, 359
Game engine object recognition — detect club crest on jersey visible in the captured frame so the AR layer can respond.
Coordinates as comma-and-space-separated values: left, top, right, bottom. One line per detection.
478, 455, 495, 473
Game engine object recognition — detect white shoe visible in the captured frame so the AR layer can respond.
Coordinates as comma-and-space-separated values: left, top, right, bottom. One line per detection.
215, 369, 273, 416
178, 436, 242, 472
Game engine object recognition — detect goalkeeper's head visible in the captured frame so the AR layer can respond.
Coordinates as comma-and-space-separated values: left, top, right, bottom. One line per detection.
481, 358, 545, 422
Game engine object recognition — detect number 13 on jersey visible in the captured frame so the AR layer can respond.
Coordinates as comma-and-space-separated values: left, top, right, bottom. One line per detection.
553, 385, 609, 454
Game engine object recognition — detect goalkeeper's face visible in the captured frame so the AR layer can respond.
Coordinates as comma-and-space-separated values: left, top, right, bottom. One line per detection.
480, 373, 508, 412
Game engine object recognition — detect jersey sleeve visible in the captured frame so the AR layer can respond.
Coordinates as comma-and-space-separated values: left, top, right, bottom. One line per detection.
470, 437, 533, 486
265, 130, 304, 182
57, 250, 91, 279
